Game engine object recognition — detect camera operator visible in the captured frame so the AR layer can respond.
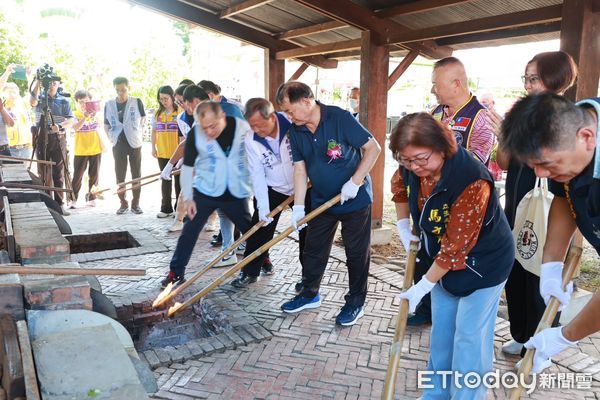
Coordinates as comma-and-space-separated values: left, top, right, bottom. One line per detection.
29, 71, 74, 212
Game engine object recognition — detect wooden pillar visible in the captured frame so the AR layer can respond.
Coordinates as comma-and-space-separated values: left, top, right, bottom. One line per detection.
265, 48, 285, 103
359, 31, 389, 229
560, 0, 600, 101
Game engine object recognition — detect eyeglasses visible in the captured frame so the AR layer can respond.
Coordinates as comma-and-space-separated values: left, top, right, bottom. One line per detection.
399, 151, 434, 168
175, 99, 184, 107
521, 75, 541, 85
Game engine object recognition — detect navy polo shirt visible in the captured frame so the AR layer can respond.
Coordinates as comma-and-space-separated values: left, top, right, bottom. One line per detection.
289, 102, 373, 215
34, 94, 73, 125
549, 161, 600, 255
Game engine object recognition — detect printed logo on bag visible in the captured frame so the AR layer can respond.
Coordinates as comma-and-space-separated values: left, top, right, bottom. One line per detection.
516, 220, 538, 260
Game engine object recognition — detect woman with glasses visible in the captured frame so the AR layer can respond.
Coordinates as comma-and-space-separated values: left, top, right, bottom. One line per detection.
489, 51, 578, 362
391, 112, 514, 400
152, 85, 181, 218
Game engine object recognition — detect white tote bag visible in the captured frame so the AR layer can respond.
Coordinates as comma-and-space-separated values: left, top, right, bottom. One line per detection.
512, 178, 553, 276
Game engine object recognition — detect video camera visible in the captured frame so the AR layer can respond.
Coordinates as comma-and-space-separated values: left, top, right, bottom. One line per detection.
36, 63, 61, 90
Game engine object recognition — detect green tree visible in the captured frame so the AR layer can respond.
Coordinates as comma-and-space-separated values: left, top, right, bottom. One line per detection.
0, 9, 32, 95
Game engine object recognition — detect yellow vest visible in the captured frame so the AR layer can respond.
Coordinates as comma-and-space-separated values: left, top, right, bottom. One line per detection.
154, 110, 179, 158
74, 109, 102, 156
5, 99, 32, 147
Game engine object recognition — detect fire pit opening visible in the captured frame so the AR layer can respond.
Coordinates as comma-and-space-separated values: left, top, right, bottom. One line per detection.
65, 231, 140, 254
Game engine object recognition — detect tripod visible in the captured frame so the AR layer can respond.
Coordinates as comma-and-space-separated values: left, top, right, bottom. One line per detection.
30, 92, 74, 205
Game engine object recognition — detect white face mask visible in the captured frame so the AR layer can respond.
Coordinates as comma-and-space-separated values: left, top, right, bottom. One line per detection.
349, 98, 359, 110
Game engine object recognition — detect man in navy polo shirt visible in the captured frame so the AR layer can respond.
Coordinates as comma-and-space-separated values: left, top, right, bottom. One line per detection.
500, 93, 600, 373
275, 81, 381, 326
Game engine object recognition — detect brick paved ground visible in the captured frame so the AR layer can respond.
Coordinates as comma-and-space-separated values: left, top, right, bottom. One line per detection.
63, 151, 599, 399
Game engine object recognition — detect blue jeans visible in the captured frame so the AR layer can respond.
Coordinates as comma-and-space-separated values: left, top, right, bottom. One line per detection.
10, 146, 33, 159
423, 280, 505, 400
217, 209, 235, 250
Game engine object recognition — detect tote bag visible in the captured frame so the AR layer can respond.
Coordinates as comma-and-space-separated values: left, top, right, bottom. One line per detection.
512, 178, 553, 276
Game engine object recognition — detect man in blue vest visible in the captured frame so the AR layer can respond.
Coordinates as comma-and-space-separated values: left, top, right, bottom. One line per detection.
500, 93, 600, 373
230, 97, 309, 289
275, 81, 381, 327
162, 101, 253, 288
104, 77, 146, 215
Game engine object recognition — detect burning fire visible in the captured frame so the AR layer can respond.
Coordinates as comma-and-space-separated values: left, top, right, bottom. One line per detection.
152, 283, 173, 308
168, 302, 183, 317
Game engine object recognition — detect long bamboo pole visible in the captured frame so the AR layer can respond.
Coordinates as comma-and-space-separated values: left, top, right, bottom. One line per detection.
93, 171, 164, 196
0, 265, 146, 276
0, 155, 55, 165
153, 194, 295, 308
382, 237, 420, 400
0, 182, 73, 193
167, 194, 341, 317
509, 232, 583, 399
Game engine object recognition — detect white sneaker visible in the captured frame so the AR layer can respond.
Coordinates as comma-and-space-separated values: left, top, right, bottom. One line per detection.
157, 211, 173, 218
68, 201, 78, 209
502, 339, 524, 355
168, 220, 184, 232
61, 206, 71, 216
86, 199, 97, 207
215, 251, 237, 267
236, 242, 246, 255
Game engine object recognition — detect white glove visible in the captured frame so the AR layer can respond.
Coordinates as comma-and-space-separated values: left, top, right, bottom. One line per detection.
161, 162, 174, 181
524, 327, 577, 374
340, 177, 360, 205
175, 158, 183, 169
291, 205, 307, 232
540, 262, 573, 310
396, 219, 420, 253
258, 207, 273, 226
397, 276, 436, 314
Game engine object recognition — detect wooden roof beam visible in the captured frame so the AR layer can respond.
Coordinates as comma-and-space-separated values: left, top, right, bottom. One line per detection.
292, 0, 453, 59
388, 5, 563, 44
388, 50, 419, 90
220, 0, 274, 19
275, 20, 346, 40
436, 21, 561, 46
276, 39, 362, 59
375, 0, 474, 18
130, 0, 337, 69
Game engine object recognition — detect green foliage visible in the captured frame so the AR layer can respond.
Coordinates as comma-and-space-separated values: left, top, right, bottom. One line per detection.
0, 9, 32, 95
40, 7, 80, 18
173, 21, 191, 59
129, 46, 172, 110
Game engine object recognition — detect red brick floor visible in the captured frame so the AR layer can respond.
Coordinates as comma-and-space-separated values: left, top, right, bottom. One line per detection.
66, 187, 600, 400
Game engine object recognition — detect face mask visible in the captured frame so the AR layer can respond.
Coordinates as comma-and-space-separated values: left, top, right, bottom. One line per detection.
349, 99, 359, 110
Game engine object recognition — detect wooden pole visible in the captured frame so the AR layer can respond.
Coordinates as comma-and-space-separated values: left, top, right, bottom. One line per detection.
0, 182, 73, 193
93, 171, 163, 195
382, 237, 419, 400
509, 232, 583, 399
167, 194, 341, 317
0, 265, 146, 276
153, 194, 295, 308
115, 177, 160, 195
0, 155, 55, 165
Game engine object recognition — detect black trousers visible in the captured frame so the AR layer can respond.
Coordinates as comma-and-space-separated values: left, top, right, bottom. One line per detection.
157, 157, 180, 213
300, 205, 371, 307
242, 188, 311, 277
36, 134, 67, 206
71, 154, 101, 201
112, 135, 142, 207
505, 259, 560, 348
412, 248, 432, 318
169, 190, 252, 276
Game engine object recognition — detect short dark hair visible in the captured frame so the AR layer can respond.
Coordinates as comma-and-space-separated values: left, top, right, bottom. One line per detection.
179, 79, 195, 86
112, 76, 129, 86
182, 85, 209, 103
275, 81, 314, 105
198, 80, 221, 95
528, 51, 578, 94
501, 93, 589, 161
389, 112, 458, 161
175, 84, 189, 96
244, 98, 274, 120
195, 101, 224, 120
74, 89, 90, 101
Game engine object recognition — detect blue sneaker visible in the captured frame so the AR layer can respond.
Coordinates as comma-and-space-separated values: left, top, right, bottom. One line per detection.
281, 294, 321, 313
335, 304, 364, 326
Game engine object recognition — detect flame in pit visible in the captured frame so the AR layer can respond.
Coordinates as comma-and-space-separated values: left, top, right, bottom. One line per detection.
168, 302, 183, 317
152, 282, 173, 308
